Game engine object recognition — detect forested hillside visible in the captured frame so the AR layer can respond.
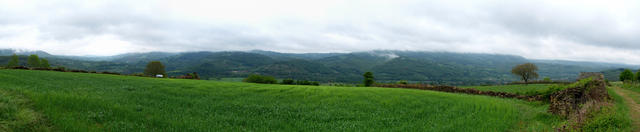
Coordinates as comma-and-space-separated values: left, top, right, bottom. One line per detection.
0, 49, 635, 85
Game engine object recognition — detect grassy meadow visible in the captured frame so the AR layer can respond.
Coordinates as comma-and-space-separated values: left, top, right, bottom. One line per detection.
458, 84, 551, 94
0, 70, 563, 131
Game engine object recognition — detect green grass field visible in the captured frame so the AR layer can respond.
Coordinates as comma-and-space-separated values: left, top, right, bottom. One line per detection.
458, 84, 551, 94
0, 70, 562, 131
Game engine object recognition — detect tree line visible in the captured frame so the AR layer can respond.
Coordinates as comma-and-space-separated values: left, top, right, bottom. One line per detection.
5, 54, 50, 68
4, 54, 544, 86
242, 62, 545, 87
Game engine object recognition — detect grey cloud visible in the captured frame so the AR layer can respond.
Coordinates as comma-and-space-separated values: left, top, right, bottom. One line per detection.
482, 1, 640, 49
0, 0, 639, 64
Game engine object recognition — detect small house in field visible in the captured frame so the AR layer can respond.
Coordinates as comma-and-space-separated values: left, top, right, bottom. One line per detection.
156, 74, 164, 78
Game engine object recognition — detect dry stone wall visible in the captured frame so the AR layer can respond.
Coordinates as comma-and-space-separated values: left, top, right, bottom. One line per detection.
548, 73, 609, 118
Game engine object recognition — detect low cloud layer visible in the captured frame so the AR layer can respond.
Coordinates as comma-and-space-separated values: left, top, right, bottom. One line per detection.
0, 0, 639, 64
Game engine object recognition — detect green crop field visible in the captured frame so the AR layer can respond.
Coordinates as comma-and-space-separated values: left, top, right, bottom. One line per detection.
0, 70, 562, 131
458, 84, 552, 94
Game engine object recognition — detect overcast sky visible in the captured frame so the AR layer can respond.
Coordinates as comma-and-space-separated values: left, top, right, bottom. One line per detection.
0, 0, 639, 64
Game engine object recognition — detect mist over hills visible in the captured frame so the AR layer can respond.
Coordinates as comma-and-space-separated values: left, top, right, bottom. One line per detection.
0, 49, 52, 57
0, 49, 635, 85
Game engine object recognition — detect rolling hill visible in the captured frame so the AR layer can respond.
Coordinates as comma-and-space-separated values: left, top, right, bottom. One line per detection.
0, 49, 636, 85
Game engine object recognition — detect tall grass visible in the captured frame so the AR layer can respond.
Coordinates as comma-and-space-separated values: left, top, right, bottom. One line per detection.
0, 70, 561, 131
580, 88, 633, 131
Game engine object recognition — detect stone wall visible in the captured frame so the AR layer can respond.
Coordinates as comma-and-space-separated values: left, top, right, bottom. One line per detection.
548, 76, 609, 118
375, 84, 543, 101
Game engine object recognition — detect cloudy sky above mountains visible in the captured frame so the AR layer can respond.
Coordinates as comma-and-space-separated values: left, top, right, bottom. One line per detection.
0, 0, 639, 64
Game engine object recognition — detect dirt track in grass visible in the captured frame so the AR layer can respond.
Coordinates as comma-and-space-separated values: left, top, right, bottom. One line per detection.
612, 86, 640, 132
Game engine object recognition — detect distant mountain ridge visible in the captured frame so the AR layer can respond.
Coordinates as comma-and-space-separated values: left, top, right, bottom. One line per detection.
0, 49, 636, 85
0, 49, 52, 57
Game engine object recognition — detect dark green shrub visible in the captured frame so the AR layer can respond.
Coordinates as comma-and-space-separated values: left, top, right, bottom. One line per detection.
101, 71, 121, 75
187, 73, 195, 78
619, 69, 634, 83
70, 69, 88, 73
9, 66, 28, 70
397, 80, 408, 84
243, 74, 277, 84
191, 72, 200, 80
281, 79, 319, 86
52, 67, 66, 72
31, 67, 51, 71
281, 79, 295, 85
296, 80, 311, 85
363, 72, 375, 87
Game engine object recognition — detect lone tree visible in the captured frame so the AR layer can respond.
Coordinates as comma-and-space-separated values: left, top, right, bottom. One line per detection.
620, 69, 634, 83
40, 58, 50, 68
27, 54, 40, 68
6, 54, 19, 67
511, 63, 539, 84
144, 61, 166, 77
363, 72, 375, 87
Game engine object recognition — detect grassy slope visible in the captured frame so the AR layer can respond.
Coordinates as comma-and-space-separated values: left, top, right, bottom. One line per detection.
0, 70, 560, 131
458, 84, 551, 94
